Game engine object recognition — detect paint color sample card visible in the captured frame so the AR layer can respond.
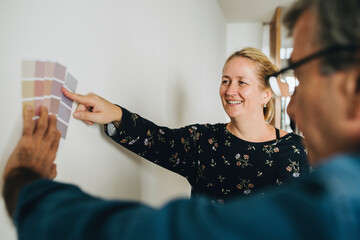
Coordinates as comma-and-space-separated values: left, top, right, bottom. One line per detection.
21, 59, 78, 139
34, 60, 45, 116
21, 60, 36, 112
57, 73, 78, 139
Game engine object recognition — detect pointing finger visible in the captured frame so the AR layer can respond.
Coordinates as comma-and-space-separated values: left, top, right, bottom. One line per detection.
62, 88, 95, 106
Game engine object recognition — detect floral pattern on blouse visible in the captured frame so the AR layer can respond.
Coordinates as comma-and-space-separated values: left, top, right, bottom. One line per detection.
105, 107, 310, 204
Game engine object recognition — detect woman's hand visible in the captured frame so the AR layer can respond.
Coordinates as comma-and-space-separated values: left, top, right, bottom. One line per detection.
62, 88, 123, 125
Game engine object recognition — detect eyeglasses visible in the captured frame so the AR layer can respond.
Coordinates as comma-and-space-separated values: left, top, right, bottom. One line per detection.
267, 45, 359, 97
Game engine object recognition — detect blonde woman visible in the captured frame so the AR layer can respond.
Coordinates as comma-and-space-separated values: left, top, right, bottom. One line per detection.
64, 47, 309, 204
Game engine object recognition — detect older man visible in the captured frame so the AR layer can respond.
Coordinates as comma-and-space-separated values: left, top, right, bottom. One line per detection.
3, 0, 360, 239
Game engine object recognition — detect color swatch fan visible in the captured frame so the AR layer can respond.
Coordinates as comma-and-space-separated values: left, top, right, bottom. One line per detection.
21, 59, 78, 139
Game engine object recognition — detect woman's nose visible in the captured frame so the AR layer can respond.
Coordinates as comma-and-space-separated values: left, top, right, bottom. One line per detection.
226, 83, 237, 96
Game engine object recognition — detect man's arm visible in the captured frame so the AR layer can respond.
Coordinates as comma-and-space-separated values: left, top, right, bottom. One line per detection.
3, 167, 42, 217
12, 173, 343, 240
2, 105, 61, 217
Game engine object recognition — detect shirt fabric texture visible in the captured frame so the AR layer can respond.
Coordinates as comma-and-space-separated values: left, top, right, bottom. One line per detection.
13, 153, 360, 240
105, 107, 309, 203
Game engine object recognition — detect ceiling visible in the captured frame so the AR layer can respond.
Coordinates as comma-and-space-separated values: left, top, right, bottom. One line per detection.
217, 0, 297, 23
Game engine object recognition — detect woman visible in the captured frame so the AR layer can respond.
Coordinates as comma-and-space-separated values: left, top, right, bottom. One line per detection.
64, 47, 309, 204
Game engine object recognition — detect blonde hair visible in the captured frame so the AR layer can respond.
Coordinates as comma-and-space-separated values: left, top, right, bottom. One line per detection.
223, 47, 279, 122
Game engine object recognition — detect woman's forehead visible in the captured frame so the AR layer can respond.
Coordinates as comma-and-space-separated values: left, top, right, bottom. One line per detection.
223, 57, 259, 78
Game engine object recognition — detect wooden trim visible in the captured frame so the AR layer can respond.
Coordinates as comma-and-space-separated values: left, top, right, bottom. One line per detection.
270, 7, 282, 67
269, 7, 282, 129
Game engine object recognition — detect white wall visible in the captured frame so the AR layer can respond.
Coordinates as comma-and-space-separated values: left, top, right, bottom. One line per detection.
261, 24, 271, 58
226, 22, 264, 56
0, 0, 227, 239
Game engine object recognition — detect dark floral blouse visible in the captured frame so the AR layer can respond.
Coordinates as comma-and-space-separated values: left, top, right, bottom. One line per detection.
105, 107, 309, 204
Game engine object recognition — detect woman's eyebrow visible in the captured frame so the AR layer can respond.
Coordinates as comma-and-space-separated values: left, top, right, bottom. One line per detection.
222, 75, 246, 80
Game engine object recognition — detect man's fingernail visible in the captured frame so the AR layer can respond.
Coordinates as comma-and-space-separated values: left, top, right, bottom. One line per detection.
74, 113, 80, 118
26, 106, 33, 111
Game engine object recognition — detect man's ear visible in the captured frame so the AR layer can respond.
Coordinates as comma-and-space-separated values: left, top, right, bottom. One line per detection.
346, 67, 360, 118
343, 66, 360, 139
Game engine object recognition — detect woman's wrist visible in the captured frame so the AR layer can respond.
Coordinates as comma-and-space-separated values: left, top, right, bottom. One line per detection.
113, 120, 122, 129
111, 104, 123, 127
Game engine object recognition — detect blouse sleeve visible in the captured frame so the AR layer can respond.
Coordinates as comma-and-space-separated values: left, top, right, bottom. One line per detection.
104, 106, 202, 183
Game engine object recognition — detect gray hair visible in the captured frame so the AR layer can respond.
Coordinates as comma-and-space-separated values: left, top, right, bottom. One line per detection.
283, 0, 360, 73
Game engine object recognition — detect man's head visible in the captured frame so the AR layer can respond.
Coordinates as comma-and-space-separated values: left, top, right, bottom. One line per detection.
284, 0, 360, 164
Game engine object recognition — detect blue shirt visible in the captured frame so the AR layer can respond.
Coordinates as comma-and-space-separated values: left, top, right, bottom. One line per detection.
13, 153, 360, 240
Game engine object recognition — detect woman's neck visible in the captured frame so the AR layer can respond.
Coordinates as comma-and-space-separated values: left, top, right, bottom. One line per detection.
227, 115, 275, 142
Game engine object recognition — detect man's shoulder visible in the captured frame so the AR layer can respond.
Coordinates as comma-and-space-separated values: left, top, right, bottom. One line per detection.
317, 152, 360, 175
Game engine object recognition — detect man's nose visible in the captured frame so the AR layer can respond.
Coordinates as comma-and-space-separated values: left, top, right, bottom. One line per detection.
287, 95, 296, 120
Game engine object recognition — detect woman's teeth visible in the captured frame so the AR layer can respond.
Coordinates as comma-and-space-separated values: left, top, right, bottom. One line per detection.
227, 100, 243, 104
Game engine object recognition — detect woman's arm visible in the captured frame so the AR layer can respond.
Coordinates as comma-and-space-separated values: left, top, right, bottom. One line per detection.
62, 88, 123, 125
105, 107, 201, 181
63, 89, 200, 182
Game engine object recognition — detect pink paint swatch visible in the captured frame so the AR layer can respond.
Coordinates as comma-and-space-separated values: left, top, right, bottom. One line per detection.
22, 59, 78, 140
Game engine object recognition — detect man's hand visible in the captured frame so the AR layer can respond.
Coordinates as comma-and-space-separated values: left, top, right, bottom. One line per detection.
3, 106, 61, 181
62, 88, 123, 125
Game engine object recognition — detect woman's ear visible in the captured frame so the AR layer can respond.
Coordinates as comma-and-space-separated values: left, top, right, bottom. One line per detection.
263, 87, 273, 105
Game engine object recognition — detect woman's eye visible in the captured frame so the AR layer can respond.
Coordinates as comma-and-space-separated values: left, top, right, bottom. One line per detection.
222, 79, 230, 84
239, 81, 247, 85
